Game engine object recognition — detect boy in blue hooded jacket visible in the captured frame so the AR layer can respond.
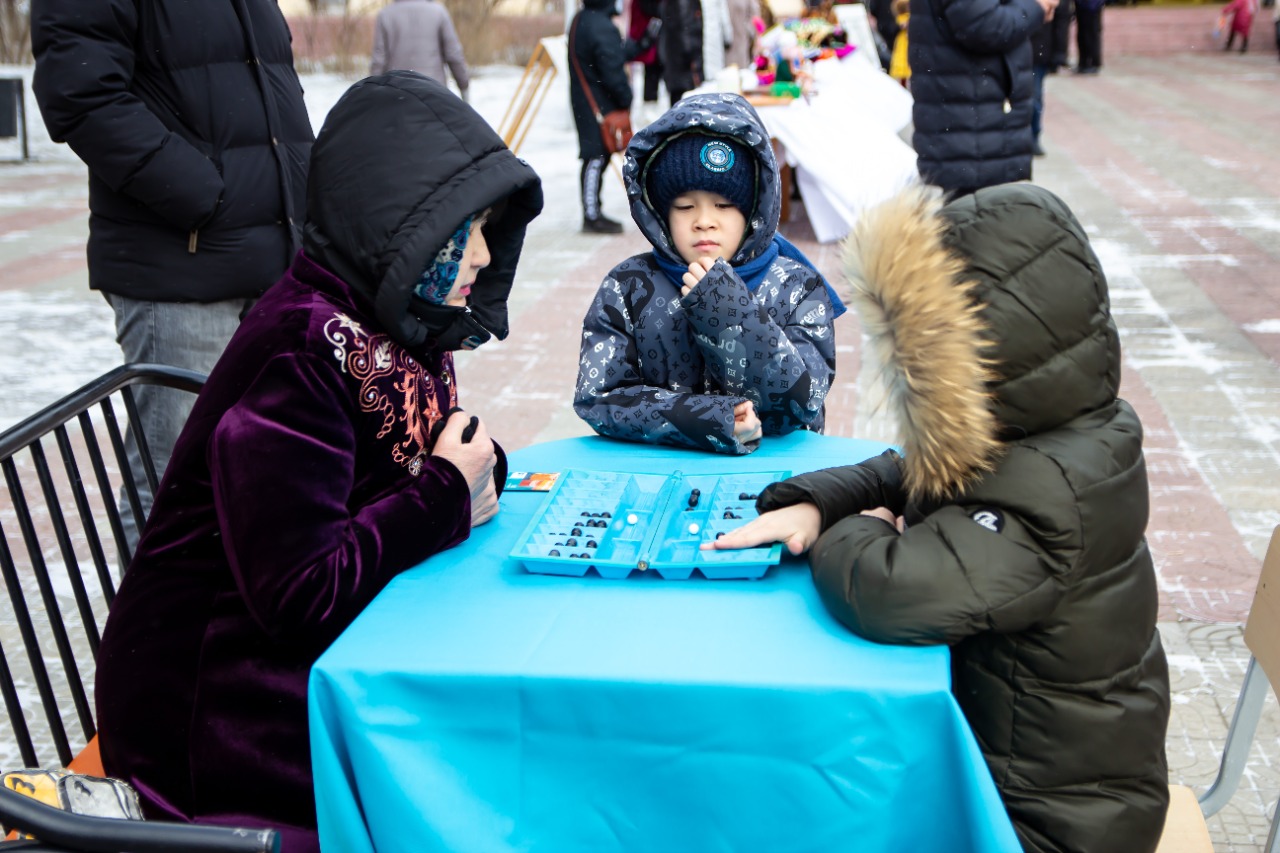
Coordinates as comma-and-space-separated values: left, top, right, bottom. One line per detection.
573, 92, 844, 455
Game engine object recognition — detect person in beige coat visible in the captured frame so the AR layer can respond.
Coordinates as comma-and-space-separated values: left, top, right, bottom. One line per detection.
370, 0, 470, 100
725, 0, 761, 70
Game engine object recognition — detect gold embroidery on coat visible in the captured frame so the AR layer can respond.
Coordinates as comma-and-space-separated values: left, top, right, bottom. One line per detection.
324, 313, 458, 474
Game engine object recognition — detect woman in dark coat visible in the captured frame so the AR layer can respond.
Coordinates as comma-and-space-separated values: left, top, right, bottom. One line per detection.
570, 0, 634, 233
93, 73, 543, 853
711, 183, 1170, 852
908, 0, 1054, 194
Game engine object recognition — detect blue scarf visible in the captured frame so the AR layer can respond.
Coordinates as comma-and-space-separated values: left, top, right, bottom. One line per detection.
652, 234, 847, 318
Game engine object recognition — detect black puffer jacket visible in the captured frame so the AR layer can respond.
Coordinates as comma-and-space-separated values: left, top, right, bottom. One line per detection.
31, 0, 313, 302
760, 184, 1170, 852
570, 0, 633, 161
908, 0, 1043, 193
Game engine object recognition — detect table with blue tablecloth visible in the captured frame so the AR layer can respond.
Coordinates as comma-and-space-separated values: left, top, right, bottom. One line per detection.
308, 432, 1020, 853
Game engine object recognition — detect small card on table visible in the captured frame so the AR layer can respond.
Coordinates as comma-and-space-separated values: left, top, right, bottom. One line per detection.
505, 471, 561, 492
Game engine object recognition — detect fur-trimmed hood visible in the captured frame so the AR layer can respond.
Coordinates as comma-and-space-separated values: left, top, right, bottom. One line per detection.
843, 183, 1121, 501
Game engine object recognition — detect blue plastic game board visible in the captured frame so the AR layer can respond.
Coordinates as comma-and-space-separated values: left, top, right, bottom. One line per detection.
509, 469, 790, 579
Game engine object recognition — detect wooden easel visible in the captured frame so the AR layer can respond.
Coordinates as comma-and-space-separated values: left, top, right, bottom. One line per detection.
497, 41, 557, 155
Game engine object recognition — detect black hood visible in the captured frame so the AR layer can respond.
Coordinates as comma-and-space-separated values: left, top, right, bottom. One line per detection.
303, 72, 543, 355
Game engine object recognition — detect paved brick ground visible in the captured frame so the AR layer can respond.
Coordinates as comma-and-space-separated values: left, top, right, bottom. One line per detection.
1, 7, 1279, 847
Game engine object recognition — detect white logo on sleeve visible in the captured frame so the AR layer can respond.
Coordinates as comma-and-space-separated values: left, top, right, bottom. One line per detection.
969, 507, 1005, 533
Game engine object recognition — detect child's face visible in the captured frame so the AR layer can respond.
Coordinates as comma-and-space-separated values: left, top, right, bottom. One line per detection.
668, 191, 747, 266
444, 213, 491, 307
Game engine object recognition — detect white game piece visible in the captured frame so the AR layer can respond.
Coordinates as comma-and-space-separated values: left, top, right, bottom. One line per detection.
627, 513, 639, 525
687, 523, 700, 535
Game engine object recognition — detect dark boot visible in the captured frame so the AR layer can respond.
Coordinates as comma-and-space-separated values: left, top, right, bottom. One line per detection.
580, 156, 622, 234
582, 215, 624, 234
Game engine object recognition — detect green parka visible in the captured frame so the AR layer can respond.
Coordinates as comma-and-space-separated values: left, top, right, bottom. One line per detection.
759, 184, 1170, 852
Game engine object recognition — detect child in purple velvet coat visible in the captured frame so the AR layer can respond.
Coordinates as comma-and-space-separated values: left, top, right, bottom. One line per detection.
92, 72, 542, 852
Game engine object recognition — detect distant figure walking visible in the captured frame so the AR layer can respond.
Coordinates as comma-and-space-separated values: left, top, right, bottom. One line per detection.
370, 0, 470, 99
1220, 0, 1258, 52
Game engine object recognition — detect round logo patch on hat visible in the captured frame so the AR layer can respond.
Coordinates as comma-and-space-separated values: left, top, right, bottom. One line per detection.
699, 140, 735, 173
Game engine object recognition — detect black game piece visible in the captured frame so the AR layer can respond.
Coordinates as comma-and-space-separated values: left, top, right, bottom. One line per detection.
460, 415, 479, 443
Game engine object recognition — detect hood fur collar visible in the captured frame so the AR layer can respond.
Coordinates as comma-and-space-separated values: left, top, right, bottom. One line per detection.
842, 185, 1002, 502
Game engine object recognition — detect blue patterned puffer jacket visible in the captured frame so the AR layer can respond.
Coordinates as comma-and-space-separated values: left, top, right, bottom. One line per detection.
573, 93, 837, 455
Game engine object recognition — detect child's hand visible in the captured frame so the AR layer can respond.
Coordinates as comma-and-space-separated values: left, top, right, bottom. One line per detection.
733, 400, 762, 444
681, 255, 718, 297
431, 410, 499, 527
860, 506, 905, 532
700, 503, 821, 555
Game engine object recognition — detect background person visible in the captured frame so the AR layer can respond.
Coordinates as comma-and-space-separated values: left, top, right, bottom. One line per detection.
1073, 0, 1104, 72
659, 0, 705, 103
92, 73, 543, 853
628, 0, 665, 124
570, 0, 635, 234
370, 0, 471, 98
30, 0, 313, 551
1220, 0, 1259, 52
725, 0, 763, 70
1031, 0, 1073, 154
908, 0, 1056, 195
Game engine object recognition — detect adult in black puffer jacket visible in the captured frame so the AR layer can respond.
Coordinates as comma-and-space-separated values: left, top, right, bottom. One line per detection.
570, 0, 633, 233
712, 184, 1170, 852
32, 0, 312, 302
908, 0, 1053, 193
32, 0, 313, 544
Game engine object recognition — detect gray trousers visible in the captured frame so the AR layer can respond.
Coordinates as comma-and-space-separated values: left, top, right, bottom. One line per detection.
105, 293, 253, 557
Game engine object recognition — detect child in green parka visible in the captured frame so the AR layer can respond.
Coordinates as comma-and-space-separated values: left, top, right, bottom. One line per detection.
708, 182, 1171, 853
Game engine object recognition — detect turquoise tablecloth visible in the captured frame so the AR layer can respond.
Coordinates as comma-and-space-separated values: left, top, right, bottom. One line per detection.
309, 432, 1021, 852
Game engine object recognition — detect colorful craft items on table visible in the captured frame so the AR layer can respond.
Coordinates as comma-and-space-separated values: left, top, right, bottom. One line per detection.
753, 17, 852, 97
509, 469, 788, 579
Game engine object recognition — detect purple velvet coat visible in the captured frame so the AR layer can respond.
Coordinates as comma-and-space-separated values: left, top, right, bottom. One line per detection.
95, 254, 488, 850
94, 72, 543, 852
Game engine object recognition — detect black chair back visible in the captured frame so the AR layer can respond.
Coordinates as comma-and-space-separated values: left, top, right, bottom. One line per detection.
0, 364, 203, 769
